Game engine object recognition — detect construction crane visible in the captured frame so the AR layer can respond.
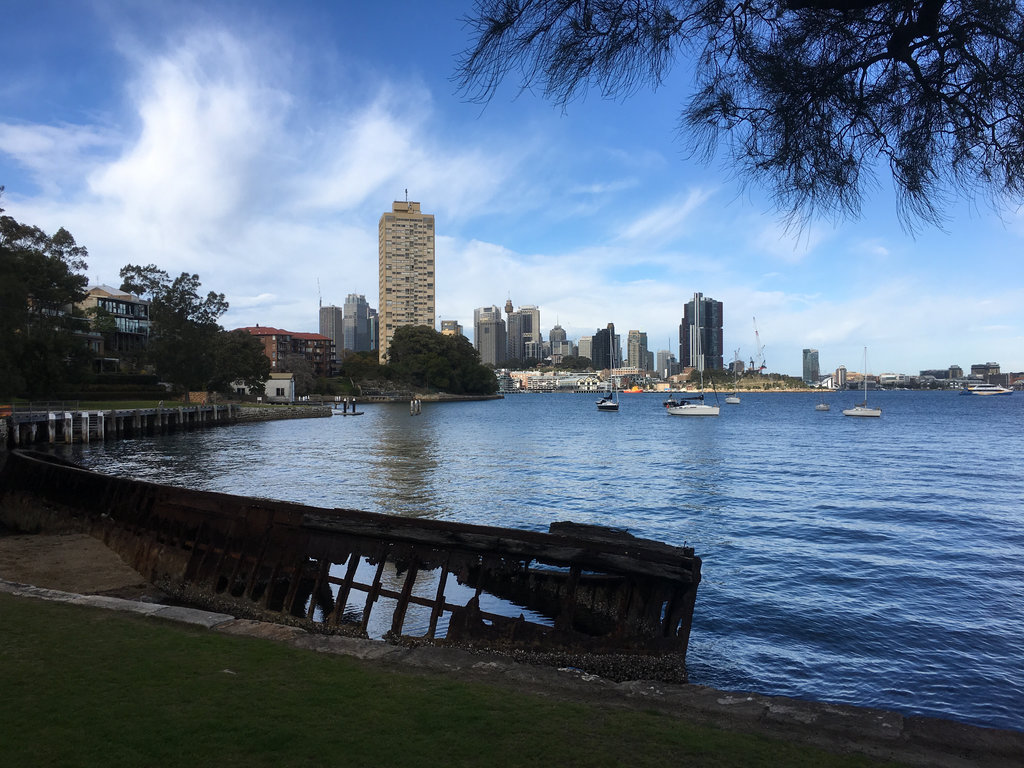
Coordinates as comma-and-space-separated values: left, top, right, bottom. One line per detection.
751, 317, 767, 374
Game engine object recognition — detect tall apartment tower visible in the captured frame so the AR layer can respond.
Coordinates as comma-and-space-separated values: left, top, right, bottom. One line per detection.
627, 330, 649, 371
378, 200, 435, 362
342, 294, 374, 353
679, 292, 724, 371
802, 348, 821, 384
319, 304, 344, 356
474, 305, 507, 366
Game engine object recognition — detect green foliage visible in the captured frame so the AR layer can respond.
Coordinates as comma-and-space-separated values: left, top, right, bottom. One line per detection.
209, 330, 272, 394
388, 325, 498, 395
555, 355, 592, 371
458, 1, 1024, 229
118, 264, 267, 399
0, 195, 92, 399
337, 350, 392, 383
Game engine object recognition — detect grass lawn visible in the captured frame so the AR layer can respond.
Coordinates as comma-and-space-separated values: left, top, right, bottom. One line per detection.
0, 594, 906, 768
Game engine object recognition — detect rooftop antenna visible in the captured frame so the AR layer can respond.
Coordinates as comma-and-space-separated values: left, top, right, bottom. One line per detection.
405, 188, 408, 203
317, 278, 322, 310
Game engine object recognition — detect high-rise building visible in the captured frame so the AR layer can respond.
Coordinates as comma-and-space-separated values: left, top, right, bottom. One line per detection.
504, 300, 541, 361
679, 292, 724, 371
319, 305, 344, 356
440, 320, 463, 337
802, 348, 821, 383
578, 336, 593, 362
473, 305, 507, 366
343, 294, 374, 353
367, 308, 378, 351
627, 330, 649, 371
378, 200, 435, 362
656, 350, 677, 378
592, 323, 616, 370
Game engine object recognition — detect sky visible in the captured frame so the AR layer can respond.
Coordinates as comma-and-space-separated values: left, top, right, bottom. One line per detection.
2, 1, 1022, 377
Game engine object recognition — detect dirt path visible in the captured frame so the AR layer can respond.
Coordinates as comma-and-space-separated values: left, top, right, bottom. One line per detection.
0, 531, 165, 600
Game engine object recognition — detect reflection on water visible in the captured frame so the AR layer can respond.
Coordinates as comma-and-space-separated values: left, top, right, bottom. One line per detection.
365, 404, 447, 518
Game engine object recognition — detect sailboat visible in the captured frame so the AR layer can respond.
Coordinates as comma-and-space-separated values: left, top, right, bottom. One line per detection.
843, 348, 881, 417
668, 300, 720, 416
725, 351, 741, 404
596, 329, 619, 411
815, 390, 830, 411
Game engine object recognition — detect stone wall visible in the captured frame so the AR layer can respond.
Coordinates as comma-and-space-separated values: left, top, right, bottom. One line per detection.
231, 405, 332, 422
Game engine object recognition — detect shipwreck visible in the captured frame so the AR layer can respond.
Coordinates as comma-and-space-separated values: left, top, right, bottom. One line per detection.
0, 449, 701, 679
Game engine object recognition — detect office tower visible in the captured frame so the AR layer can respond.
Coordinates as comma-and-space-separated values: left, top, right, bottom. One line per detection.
656, 350, 677, 378
627, 330, 649, 371
319, 304, 344, 355
835, 365, 848, 388
440, 320, 463, 337
473, 305, 507, 366
548, 324, 567, 345
504, 300, 541, 360
592, 323, 616, 370
343, 294, 373, 353
679, 292, 724, 371
802, 348, 821, 384
578, 336, 593, 362
378, 200, 435, 362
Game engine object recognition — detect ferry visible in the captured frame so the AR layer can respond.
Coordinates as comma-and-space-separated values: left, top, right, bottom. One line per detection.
959, 383, 1013, 396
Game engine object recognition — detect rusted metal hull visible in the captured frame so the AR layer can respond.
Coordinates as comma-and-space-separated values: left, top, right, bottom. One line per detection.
0, 450, 700, 671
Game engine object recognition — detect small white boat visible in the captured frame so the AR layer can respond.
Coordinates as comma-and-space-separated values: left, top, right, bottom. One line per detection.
725, 394, 741, 404
815, 392, 830, 411
843, 347, 881, 418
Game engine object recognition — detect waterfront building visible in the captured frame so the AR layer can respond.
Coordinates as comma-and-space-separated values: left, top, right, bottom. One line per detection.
319, 305, 344, 356
236, 326, 335, 378
440, 319, 463, 337
802, 348, 820, 384
343, 294, 374, 353
77, 285, 152, 362
378, 199, 435, 362
473, 305, 507, 366
679, 293, 724, 371
627, 330, 650, 371
835, 365, 848, 389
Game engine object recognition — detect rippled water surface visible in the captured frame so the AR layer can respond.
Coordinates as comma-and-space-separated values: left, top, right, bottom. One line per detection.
66, 391, 1024, 731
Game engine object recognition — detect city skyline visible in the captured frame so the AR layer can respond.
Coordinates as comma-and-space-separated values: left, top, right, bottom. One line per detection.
1, 4, 1022, 377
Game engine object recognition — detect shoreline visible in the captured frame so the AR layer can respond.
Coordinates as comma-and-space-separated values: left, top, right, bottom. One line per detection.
0, 531, 1021, 767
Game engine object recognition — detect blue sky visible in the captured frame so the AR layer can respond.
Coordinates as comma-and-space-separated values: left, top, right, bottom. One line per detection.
2, 1, 1022, 376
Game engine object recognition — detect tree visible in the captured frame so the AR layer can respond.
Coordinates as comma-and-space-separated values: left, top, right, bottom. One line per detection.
0, 192, 92, 398
457, 1, 1024, 229
280, 353, 315, 397
119, 265, 267, 400
556, 355, 593, 371
388, 325, 498, 395
209, 329, 272, 394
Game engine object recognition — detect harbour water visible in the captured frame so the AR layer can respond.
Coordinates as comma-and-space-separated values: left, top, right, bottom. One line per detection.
64, 391, 1024, 732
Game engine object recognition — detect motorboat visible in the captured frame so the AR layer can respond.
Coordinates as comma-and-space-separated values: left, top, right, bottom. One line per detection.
959, 384, 1012, 396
